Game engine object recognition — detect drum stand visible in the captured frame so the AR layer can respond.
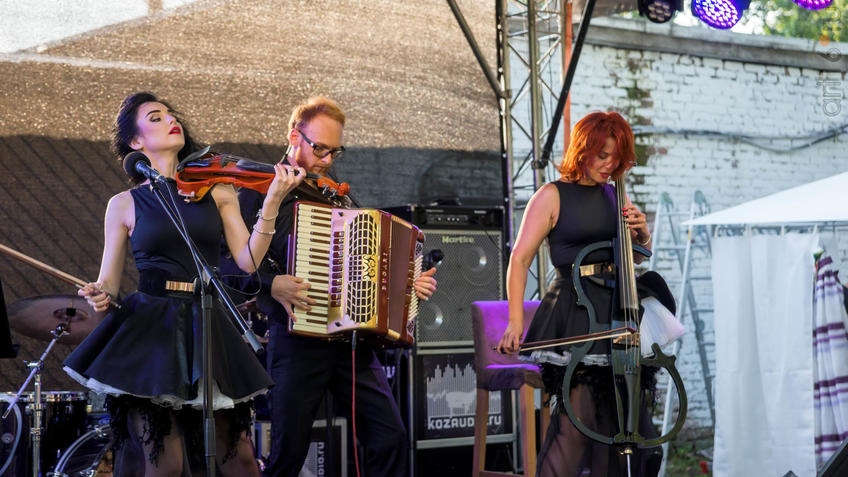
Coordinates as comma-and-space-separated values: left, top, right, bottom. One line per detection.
2, 323, 69, 477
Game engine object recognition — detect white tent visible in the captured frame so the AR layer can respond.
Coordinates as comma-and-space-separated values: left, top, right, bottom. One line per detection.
680, 171, 848, 477
685, 170, 848, 226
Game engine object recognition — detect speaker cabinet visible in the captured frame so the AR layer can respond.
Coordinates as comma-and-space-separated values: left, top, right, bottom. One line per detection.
384, 205, 505, 348
383, 205, 511, 475
412, 348, 513, 448
255, 418, 347, 477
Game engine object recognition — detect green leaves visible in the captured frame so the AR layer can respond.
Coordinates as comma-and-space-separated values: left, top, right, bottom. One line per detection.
750, 0, 848, 41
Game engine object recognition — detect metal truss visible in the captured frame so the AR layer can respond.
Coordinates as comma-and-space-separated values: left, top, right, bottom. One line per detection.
497, 0, 569, 296
449, 0, 591, 296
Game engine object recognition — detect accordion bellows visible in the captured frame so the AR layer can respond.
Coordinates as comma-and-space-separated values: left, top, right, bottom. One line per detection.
287, 201, 424, 346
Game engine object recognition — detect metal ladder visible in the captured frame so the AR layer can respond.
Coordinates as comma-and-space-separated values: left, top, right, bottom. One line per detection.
649, 191, 715, 477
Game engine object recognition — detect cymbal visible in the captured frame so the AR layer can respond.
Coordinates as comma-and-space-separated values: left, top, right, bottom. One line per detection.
7, 294, 106, 345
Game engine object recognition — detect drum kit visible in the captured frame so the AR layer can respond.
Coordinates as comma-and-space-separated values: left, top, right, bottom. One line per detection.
1, 294, 113, 477
0, 244, 269, 476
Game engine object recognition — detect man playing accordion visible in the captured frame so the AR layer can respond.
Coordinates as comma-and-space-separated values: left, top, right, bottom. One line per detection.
227, 96, 437, 477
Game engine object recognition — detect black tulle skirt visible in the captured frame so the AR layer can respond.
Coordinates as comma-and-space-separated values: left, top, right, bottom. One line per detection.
521, 269, 615, 367
63, 290, 272, 409
521, 267, 664, 477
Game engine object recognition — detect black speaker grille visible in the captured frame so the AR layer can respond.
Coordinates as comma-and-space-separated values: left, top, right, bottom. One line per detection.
417, 228, 503, 346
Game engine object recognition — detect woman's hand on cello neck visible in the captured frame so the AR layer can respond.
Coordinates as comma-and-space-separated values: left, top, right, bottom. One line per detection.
622, 201, 651, 262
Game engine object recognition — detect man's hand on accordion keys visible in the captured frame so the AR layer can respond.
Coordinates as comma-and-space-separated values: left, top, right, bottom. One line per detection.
271, 274, 315, 320
413, 267, 438, 301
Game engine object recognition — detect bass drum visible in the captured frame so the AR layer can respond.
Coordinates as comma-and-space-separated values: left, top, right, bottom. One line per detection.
49, 424, 113, 477
1, 391, 89, 476
0, 393, 24, 477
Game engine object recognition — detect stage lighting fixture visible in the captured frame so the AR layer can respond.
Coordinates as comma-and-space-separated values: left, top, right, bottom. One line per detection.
692, 0, 750, 29
638, 0, 683, 23
792, 0, 832, 9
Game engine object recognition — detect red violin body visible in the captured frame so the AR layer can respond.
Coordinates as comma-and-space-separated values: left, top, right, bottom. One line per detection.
175, 152, 349, 201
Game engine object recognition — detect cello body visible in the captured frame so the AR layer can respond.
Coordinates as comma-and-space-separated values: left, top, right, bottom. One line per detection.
561, 178, 687, 453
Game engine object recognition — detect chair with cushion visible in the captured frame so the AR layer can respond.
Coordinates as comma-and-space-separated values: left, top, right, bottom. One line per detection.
471, 300, 548, 477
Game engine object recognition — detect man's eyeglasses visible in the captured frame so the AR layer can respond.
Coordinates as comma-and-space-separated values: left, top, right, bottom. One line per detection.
297, 129, 345, 160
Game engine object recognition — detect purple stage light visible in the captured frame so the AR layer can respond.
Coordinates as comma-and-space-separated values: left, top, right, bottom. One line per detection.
638, 0, 683, 23
692, 0, 742, 29
792, 0, 832, 9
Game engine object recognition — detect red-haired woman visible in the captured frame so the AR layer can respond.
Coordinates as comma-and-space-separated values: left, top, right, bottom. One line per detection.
497, 112, 661, 476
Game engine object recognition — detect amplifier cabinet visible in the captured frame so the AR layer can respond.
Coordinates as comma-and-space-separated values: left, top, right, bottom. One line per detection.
383, 205, 505, 348
255, 418, 347, 477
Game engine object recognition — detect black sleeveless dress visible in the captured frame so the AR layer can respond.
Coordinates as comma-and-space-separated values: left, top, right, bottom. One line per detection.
64, 182, 273, 409
521, 181, 663, 477
521, 180, 618, 365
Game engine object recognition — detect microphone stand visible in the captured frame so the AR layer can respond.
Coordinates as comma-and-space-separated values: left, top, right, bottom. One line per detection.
145, 178, 263, 477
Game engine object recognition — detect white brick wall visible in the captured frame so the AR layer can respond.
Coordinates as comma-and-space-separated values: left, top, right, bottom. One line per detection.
510, 18, 848, 439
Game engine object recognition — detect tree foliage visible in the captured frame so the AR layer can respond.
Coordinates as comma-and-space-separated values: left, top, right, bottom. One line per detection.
750, 0, 848, 42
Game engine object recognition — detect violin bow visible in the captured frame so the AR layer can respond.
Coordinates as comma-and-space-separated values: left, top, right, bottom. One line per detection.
518, 326, 637, 352
0, 242, 122, 309
493, 326, 637, 352
0, 243, 87, 288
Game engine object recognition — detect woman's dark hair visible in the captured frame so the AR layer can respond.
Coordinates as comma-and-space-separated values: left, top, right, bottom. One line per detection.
111, 92, 201, 184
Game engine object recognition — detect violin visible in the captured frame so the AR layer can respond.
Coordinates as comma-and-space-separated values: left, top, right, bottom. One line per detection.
560, 175, 687, 468
174, 149, 350, 201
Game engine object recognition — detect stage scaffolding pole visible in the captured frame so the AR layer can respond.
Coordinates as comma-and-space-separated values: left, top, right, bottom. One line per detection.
447, 1, 599, 473
497, 0, 570, 299
448, 0, 577, 298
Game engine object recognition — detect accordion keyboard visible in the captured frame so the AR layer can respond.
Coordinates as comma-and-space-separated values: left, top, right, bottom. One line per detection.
290, 203, 340, 335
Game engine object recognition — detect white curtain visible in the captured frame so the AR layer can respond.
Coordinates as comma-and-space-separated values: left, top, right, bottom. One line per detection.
712, 232, 819, 477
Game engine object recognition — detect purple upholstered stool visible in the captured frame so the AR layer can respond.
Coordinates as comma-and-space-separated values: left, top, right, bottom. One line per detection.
471, 300, 547, 477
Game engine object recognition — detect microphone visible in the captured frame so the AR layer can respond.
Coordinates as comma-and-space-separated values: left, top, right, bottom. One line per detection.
123, 151, 167, 183
423, 249, 444, 270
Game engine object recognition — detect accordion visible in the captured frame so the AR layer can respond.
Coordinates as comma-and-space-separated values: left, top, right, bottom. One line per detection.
286, 201, 424, 347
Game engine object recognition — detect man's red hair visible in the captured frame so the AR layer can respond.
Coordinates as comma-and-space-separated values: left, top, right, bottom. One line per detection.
558, 111, 635, 182
288, 96, 346, 131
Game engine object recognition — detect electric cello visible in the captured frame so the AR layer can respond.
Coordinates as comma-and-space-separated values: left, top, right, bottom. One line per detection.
521, 175, 688, 474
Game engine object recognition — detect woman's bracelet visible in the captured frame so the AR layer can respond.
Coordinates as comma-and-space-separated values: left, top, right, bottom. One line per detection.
637, 234, 651, 246
257, 210, 278, 221
252, 223, 275, 236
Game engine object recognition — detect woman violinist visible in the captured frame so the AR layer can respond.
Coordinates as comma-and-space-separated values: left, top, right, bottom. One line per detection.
497, 112, 663, 476
63, 92, 304, 475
